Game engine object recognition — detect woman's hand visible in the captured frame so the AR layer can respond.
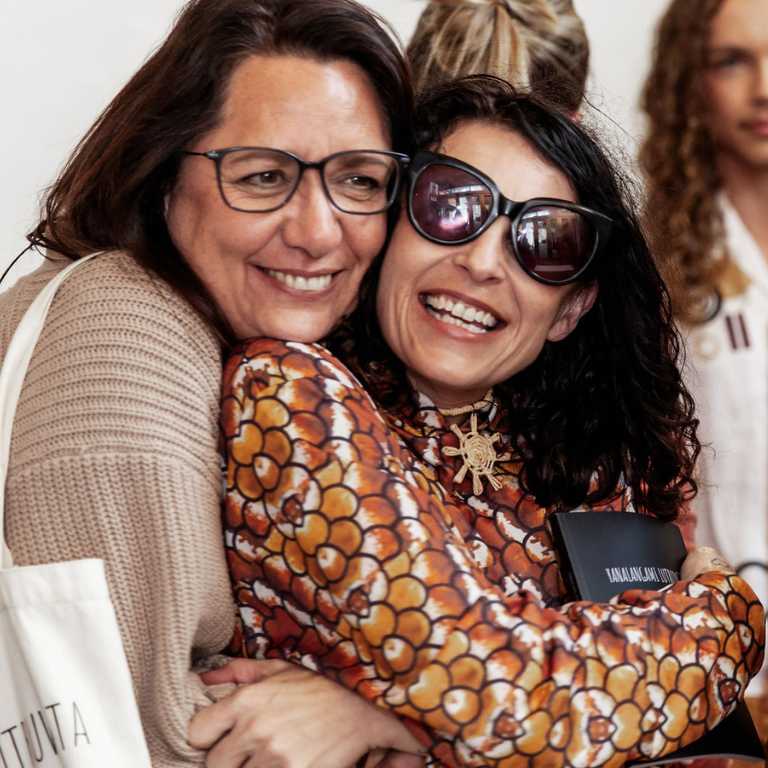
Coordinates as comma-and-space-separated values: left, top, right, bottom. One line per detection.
190, 660, 425, 768
364, 749, 425, 768
681, 545, 736, 580
200, 658, 294, 686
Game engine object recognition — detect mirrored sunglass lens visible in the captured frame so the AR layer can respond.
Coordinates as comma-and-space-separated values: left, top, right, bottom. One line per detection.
219, 149, 298, 210
412, 164, 493, 241
325, 152, 399, 212
516, 206, 594, 282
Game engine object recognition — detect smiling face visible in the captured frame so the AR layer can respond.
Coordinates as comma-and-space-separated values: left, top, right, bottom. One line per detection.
166, 54, 390, 341
704, 0, 768, 172
377, 120, 597, 408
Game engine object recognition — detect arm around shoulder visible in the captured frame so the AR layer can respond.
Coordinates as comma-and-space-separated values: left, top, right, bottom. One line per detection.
222, 342, 765, 767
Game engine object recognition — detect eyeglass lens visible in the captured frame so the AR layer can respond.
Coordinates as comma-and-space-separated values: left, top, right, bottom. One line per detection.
411, 165, 494, 240
412, 163, 595, 283
218, 148, 400, 213
515, 206, 593, 282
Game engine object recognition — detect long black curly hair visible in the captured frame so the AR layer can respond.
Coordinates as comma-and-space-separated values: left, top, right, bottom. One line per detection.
331, 75, 699, 521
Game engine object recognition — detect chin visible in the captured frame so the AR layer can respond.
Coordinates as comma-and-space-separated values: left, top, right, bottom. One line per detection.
276, 320, 336, 344
414, 366, 488, 399
242, 300, 346, 343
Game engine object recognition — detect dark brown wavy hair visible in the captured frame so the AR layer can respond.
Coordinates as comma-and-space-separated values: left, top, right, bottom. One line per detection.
333, 76, 700, 520
639, 0, 729, 322
27, 0, 413, 345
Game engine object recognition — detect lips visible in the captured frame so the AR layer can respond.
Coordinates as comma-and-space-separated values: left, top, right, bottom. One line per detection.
742, 119, 768, 137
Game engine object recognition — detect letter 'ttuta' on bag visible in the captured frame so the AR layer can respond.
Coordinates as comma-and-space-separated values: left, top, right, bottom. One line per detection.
0, 254, 153, 766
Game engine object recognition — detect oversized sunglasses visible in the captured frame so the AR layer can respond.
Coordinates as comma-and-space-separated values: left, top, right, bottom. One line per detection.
407, 151, 613, 285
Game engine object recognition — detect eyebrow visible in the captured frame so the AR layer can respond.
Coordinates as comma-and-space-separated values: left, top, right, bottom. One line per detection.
707, 38, 768, 53
706, 44, 754, 57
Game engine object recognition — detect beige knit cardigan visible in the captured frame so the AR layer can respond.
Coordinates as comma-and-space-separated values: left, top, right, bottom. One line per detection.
0, 251, 237, 766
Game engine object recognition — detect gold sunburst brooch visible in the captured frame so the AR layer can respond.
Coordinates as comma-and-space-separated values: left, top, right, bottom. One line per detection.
442, 412, 511, 494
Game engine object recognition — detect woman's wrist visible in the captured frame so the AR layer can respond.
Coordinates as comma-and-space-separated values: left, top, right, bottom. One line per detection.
681, 545, 736, 580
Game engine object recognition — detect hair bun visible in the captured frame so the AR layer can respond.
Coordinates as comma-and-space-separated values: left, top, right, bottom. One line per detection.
407, 0, 587, 113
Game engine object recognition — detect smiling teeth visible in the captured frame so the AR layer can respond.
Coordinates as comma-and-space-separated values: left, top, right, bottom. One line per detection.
424, 294, 499, 328
267, 269, 333, 292
427, 308, 488, 334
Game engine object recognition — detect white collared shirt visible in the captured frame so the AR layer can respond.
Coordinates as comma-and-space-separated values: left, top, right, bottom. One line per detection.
685, 194, 768, 693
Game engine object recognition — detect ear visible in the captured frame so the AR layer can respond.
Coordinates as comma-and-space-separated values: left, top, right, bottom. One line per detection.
546, 282, 598, 342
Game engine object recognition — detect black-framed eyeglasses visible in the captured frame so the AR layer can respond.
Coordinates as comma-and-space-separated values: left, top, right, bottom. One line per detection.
182, 146, 409, 215
407, 151, 613, 286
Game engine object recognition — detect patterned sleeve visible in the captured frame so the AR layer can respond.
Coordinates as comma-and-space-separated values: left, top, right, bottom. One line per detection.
221, 339, 765, 768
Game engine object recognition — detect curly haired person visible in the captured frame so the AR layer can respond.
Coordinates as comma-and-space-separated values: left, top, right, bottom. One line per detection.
641, 0, 768, 719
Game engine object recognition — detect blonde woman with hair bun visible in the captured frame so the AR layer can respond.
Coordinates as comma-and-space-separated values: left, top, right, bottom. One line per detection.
407, 0, 589, 112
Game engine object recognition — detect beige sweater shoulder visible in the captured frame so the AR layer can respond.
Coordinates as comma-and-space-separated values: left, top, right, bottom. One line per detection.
0, 251, 236, 767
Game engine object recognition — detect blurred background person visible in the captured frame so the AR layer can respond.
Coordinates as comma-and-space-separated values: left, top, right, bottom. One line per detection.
407, 0, 588, 112
640, 0, 768, 728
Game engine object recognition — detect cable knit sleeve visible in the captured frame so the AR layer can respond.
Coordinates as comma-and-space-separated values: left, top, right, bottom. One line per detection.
2, 253, 236, 768
222, 339, 765, 768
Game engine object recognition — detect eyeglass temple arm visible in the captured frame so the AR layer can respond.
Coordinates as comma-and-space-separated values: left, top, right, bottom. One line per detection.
181, 150, 218, 158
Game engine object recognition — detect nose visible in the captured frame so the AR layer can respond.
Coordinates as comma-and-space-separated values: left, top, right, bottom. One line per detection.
453, 219, 508, 282
756, 55, 768, 102
281, 170, 344, 259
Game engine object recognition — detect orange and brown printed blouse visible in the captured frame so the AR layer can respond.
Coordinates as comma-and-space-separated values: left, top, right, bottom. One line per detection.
221, 339, 765, 768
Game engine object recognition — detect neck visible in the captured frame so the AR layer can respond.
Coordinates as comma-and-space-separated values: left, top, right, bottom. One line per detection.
718, 153, 768, 256
406, 371, 488, 413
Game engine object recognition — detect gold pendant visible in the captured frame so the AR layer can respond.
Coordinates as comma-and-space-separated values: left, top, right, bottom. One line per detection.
442, 413, 511, 495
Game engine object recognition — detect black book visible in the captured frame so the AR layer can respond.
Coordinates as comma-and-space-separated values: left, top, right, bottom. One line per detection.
549, 510, 765, 765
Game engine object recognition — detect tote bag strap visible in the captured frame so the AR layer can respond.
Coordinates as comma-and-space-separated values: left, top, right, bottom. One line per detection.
0, 253, 102, 568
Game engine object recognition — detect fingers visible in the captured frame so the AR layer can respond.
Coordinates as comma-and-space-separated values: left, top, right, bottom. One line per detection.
371, 709, 424, 755
240, 754, 288, 768
204, 725, 287, 768
361, 749, 424, 768
190, 672, 294, 750
188, 695, 239, 750
378, 752, 425, 768
364, 749, 389, 768
200, 658, 293, 686
681, 545, 736, 580
199, 667, 237, 686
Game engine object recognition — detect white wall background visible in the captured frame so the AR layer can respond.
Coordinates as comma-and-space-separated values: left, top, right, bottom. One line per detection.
0, 0, 670, 285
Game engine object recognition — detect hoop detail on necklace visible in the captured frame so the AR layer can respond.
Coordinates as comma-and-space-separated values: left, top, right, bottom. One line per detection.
442, 412, 511, 495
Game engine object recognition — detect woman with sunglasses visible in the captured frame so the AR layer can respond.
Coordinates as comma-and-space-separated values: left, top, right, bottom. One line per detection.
204, 77, 764, 767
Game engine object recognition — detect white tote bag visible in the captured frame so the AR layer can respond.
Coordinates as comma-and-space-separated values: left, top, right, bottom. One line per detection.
0, 255, 153, 767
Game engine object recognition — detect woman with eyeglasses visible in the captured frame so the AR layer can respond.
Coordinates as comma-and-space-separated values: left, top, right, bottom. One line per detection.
0, 0, 428, 764
204, 77, 764, 767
